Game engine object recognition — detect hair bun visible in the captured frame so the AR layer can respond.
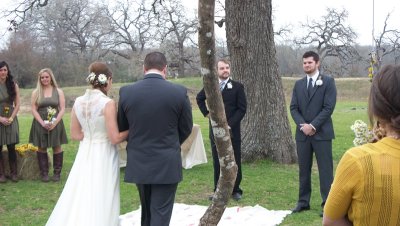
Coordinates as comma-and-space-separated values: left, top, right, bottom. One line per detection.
86, 72, 108, 86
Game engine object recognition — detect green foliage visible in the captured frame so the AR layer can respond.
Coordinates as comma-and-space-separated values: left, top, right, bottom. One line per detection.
0, 77, 370, 225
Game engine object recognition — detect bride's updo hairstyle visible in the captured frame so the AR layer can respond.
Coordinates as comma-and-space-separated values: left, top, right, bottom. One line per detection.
87, 61, 112, 94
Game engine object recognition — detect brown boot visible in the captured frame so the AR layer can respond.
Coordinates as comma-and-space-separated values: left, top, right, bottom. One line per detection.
9, 159, 18, 182
0, 158, 6, 183
37, 152, 49, 182
52, 152, 63, 182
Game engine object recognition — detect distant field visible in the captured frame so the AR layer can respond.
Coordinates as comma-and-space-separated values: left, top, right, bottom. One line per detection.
18, 76, 371, 113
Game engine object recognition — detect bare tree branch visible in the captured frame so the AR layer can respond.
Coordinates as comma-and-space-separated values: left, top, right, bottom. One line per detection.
373, 12, 400, 70
1, 0, 49, 31
294, 8, 361, 75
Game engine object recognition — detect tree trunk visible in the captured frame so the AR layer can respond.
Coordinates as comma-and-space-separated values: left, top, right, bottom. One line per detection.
178, 42, 186, 77
198, 0, 237, 225
225, 0, 297, 163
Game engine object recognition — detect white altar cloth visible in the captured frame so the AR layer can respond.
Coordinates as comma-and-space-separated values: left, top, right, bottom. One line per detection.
118, 124, 207, 169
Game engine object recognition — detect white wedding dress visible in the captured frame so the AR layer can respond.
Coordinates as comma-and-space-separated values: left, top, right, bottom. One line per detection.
46, 89, 120, 226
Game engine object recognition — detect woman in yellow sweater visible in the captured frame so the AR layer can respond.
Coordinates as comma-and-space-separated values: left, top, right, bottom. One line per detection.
323, 64, 400, 226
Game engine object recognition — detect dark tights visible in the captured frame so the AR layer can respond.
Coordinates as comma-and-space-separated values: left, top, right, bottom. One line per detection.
0, 144, 17, 161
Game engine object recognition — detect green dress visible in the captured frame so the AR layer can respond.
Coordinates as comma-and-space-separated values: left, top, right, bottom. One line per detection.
29, 88, 68, 148
0, 83, 19, 145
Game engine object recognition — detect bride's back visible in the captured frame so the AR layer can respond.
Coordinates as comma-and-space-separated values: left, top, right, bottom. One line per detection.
73, 89, 111, 141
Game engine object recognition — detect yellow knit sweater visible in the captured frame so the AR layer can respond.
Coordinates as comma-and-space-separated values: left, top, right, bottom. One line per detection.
324, 137, 400, 226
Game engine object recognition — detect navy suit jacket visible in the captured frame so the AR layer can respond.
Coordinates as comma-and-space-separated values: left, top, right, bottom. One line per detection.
196, 78, 247, 143
117, 73, 193, 184
290, 74, 336, 141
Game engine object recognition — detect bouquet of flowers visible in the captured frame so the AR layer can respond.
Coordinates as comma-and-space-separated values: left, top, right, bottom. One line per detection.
16, 143, 38, 156
44, 106, 57, 125
350, 120, 374, 146
3, 105, 10, 117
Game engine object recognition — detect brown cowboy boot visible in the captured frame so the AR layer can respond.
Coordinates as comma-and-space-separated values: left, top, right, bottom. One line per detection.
0, 158, 6, 183
9, 159, 18, 182
52, 152, 63, 182
37, 152, 49, 182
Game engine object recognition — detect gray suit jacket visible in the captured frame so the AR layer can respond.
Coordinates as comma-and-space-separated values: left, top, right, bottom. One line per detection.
290, 74, 337, 141
117, 73, 193, 184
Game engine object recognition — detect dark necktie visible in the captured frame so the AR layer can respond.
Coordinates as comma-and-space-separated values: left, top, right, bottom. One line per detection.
308, 78, 313, 97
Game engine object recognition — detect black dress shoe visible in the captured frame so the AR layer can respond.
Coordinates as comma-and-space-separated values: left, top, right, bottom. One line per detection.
291, 205, 310, 213
232, 193, 242, 201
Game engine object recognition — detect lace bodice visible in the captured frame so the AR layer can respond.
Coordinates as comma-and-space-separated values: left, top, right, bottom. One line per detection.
73, 89, 112, 141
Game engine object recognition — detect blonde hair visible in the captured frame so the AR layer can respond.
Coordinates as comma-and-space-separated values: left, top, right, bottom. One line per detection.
34, 68, 59, 104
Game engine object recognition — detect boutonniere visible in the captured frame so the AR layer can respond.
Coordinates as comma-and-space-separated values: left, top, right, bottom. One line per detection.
316, 76, 323, 86
227, 82, 233, 89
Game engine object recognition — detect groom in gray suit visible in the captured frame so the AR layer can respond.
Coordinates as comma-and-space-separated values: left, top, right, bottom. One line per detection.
290, 51, 337, 216
118, 52, 193, 226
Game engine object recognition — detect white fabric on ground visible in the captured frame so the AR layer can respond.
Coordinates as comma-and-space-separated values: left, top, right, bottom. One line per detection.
119, 203, 291, 226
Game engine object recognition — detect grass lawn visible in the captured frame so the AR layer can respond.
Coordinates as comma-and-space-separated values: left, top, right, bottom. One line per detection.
0, 77, 371, 225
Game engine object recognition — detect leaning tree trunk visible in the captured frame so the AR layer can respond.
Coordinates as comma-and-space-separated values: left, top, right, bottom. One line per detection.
225, 0, 297, 163
198, 0, 237, 225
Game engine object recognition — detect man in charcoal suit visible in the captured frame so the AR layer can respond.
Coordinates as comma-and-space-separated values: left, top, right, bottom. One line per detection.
196, 59, 247, 201
118, 51, 193, 226
290, 50, 337, 217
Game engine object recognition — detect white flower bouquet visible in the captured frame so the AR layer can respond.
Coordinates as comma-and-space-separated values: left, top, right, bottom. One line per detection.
350, 120, 374, 146
44, 106, 57, 125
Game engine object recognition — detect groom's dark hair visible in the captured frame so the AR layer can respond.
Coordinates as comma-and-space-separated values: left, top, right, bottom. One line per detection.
302, 51, 320, 62
144, 52, 167, 71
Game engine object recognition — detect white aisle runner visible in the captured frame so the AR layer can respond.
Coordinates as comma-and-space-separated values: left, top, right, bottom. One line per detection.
119, 203, 291, 226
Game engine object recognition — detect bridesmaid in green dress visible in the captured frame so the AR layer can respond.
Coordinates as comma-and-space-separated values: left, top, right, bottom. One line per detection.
0, 61, 20, 183
29, 68, 68, 182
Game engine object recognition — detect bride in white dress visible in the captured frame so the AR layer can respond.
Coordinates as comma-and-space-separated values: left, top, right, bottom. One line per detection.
46, 62, 128, 226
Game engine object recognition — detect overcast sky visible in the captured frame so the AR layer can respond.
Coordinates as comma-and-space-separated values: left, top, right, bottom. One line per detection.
1, 0, 399, 46
185, 0, 399, 46
273, 0, 399, 45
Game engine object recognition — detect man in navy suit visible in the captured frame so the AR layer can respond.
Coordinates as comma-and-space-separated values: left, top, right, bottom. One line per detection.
118, 52, 193, 226
196, 59, 247, 201
290, 51, 337, 216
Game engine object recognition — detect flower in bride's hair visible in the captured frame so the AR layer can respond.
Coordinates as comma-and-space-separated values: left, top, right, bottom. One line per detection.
98, 74, 108, 84
86, 72, 96, 83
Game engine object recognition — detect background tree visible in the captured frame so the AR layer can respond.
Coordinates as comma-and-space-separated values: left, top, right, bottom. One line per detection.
294, 8, 360, 76
1, 26, 43, 87
371, 12, 400, 72
106, 0, 155, 58
1, 0, 49, 31
225, 0, 297, 163
157, 0, 198, 77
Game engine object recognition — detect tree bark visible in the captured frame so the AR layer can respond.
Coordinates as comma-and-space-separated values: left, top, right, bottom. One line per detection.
225, 0, 297, 163
198, 0, 237, 225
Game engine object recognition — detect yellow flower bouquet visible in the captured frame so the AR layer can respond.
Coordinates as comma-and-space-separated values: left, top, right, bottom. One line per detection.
16, 144, 39, 156
3, 105, 10, 117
